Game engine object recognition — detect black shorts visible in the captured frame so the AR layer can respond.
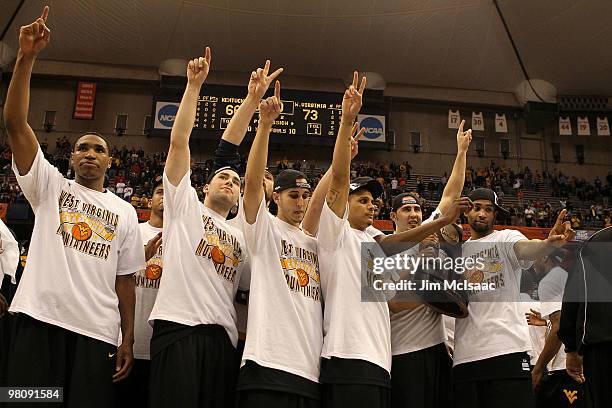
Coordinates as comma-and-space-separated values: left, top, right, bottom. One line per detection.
536, 370, 583, 408
583, 342, 612, 408
236, 360, 320, 408
452, 352, 534, 408
116, 358, 150, 408
320, 357, 390, 408
391, 343, 452, 408
6, 313, 117, 408
149, 321, 237, 408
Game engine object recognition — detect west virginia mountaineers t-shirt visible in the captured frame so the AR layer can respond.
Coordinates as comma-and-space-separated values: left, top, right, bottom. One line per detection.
454, 229, 533, 366
240, 198, 322, 383
317, 202, 391, 374
149, 171, 248, 347
10, 148, 144, 346
132, 221, 162, 359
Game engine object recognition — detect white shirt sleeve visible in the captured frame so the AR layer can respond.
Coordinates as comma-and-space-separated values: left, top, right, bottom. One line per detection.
239, 196, 272, 251
12, 147, 63, 208
116, 207, 146, 275
317, 201, 349, 251
504, 229, 534, 270
162, 171, 200, 218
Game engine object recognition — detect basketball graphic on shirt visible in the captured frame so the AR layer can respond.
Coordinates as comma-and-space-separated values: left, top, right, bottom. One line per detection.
71, 222, 92, 241
211, 246, 226, 264
467, 269, 484, 284
296, 268, 309, 287
145, 264, 162, 280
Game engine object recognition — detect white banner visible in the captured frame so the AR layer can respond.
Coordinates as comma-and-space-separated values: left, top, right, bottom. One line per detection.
597, 116, 610, 136
495, 113, 508, 133
357, 114, 386, 143
448, 110, 461, 129
472, 112, 484, 131
559, 116, 572, 135
577, 116, 590, 136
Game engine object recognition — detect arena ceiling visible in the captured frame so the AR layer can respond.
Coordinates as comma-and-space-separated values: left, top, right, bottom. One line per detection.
2, 0, 611, 95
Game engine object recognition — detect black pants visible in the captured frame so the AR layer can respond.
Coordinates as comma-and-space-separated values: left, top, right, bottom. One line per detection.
236, 389, 320, 408
6, 313, 117, 408
583, 342, 612, 408
391, 343, 452, 408
452, 353, 534, 408
116, 359, 150, 408
321, 383, 390, 408
149, 323, 237, 408
536, 370, 583, 408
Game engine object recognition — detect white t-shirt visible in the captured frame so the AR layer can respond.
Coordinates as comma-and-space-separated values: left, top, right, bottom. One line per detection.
317, 202, 391, 374
538, 266, 568, 372
389, 209, 445, 355
240, 198, 322, 382
366, 225, 384, 239
443, 315, 455, 352
454, 229, 533, 366
149, 172, 248, 347
389, 246, 446, 355
11, 149, 144, 346
132, 221, 162, 360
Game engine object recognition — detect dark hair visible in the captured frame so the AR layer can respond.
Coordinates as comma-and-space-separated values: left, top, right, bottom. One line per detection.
73, 132, 112, 153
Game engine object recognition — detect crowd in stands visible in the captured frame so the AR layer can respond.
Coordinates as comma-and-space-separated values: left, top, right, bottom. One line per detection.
1, 143, 610, 229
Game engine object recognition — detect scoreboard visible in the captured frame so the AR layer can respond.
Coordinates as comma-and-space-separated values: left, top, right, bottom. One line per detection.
153, 84, 345, 137
152, 84, 387, 146
196, 85, 343, 137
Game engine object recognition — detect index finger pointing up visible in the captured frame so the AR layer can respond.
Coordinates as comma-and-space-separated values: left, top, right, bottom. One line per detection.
555, 209, 567, 227
274, 80, 281, 100
352, 71, 358, 89
41, 5, 49, 22
458, 119, 465, 133
263, 59, 270, 75
204, 46, 211, 65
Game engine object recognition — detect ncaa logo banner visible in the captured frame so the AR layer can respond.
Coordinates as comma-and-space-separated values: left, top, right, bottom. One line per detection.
154, 102, 180, 129
357, 114, 386, 143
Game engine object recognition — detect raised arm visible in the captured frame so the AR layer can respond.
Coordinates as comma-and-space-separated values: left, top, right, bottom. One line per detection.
302, 123, 363, 235
327, 72, 367, 217
438, 120, 472, 215
221, 60, 283, 145
164, 48, 211, 186
514, 209, 575, 261
243, 81, 282, 224
4, 6, 51, 175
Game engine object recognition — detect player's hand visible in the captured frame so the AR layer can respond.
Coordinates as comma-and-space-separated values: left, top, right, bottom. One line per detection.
341, 71, 367, 124
248, 60, 283, 100
258, 80, 282, 125
531, 366, 544, 390
566, 352, 585, 384
112, 342, 134, 383
350, 123, 365, 160
456, 120, 472, 153
19, 6, 51, 57
546, 209, 576, 247
145, 232, 162, 262
0, 293, 8, 317
443, 197, 473, 224
186, 47, 211, 88
525, 309, 547, 327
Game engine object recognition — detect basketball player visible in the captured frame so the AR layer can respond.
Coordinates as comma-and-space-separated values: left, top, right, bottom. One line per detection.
116, 182, 163, 407
386, 119, 472, 408
147, 49, 248, 407
452, 188, 575, 408
235, 80, 321, 407
4, 6, 144, 406
208, 59, 282, 357
305, 72, 467, 408
526, 253, 583, 408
